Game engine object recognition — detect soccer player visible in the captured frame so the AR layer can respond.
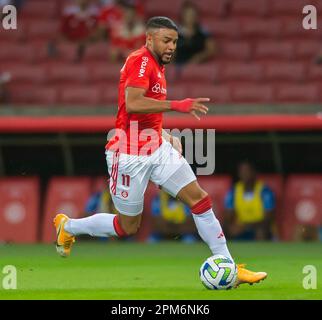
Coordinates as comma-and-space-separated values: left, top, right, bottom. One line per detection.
54, 17, 267, 287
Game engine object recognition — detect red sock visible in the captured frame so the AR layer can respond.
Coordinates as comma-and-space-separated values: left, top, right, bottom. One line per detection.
113, 216, 128, 237
191, 195, 212, 215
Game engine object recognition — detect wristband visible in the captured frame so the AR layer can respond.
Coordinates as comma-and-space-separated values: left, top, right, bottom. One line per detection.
170, 98, 194, 113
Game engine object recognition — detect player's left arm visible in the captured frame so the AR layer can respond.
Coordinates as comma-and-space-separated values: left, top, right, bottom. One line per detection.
162, 129, 182, 154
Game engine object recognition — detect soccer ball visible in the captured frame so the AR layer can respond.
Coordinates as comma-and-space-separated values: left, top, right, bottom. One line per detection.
199, 254, 237, 290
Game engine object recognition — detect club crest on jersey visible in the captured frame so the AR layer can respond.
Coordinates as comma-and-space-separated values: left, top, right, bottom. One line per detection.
138, 56, 149, 78
151, 82, 167, 94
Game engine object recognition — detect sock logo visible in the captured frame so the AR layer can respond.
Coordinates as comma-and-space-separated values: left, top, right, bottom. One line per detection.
217, 231, 225, 239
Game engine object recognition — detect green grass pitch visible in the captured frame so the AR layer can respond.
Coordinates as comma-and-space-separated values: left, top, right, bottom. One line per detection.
0, 241, 321, 300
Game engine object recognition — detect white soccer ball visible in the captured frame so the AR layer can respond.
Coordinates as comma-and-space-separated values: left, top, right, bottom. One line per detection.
199, 254, 237, 290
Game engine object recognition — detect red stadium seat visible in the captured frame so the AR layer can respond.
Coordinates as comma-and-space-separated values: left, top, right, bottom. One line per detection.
307, 65, 322, 81
83, 43, 110, 62
281, 18, 322, 39
22, 1, 58, 19
41, 177, 92, 243
9, 85, 58, 105
295, 40, 321, 59
0, 177, 39, 243
101, 84, 120, 104
195, 0, 230, 18
270, 0, 314, 16
145, 0, 181, 18
231, 0, 269, 17
89, 63, 122, 83
205, 19, 240, 39
48, 64, 89, 84
165, 83, 189, 100
26, 20, 59, 41
178, 63, 218, 83
282, 175, 322, 240
239, 18, 282, 38
60, 86, 101, 105
188, 84, 231, 103
0, 44, 34, 63
264, 63, 305, 82
5, 64, 47, 84
276, 84, 319, 103
254, 41, 294, 60
219, 42, 252, 61
197, 175, 232, 223
220, 63, 264, 82
231, 84, 273, 103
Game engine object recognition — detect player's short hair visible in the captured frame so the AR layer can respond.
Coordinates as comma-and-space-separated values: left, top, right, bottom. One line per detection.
146, 16, 178, 32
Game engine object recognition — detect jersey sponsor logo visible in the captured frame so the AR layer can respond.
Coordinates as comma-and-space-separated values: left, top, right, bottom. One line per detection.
138, 56, 149, 78
157, 71, 162, 78
151, 82, 167, 94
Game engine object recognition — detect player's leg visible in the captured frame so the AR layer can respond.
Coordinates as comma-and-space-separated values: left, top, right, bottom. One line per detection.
176, 180, 233, 260
54, 150, 150, 257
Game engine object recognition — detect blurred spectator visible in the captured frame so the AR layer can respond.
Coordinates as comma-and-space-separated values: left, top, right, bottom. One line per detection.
293, 225, 320, 241
49, 0, 100, 62
175, 1, 216, 65
224, 161, 276, 241
0, 72, 11, 104
98, 0, 145, 62
148, 190, 197, 243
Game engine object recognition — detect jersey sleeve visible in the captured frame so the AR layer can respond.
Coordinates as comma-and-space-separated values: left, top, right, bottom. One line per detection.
125, 55, 152, 91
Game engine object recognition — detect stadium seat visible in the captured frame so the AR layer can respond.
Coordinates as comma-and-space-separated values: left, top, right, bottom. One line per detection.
178, 63, 218, 83
0, 177, 39, 243
5, 64, 47, 84
195, 0, 229, 18
205, 19, 241, 39
220, 63, 264, 82
89, 63, 122, 83
165, 83, 189, 100
48, 64, 89, 84
9, 85, 58, 105
41, 177, 92, 243
257, 174, 284, 240
239, 18, 282, 38
26, 20, 59, 41
231, 84, 274, 103
281, 18, 322, 39
264, 63, 305, 82
145, 0, 181, 18
0, 44, 34, 63
188, 84, 231, 103
276, 84, 319, 103
197, 175, 232, 223
101, 84, 120, 104
231, 0, 269, 17
60, 86, 102, 105
294, 40, 321, 59
307, 65, 322, 81
254, 41, 294, 60
219, 42, 252, 61
270, 0, 314, 16
83, 43, 110, 62
282, 175, 322, 240
22, 1, 58, 19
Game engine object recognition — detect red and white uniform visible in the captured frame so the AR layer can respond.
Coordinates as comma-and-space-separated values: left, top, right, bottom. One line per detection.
106, 46, 167, 155
105, 46, 196, 216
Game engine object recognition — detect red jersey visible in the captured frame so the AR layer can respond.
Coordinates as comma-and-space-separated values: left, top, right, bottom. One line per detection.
105, 46, 167, 155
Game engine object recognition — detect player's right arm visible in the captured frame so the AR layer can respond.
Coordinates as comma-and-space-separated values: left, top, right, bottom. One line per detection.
126, 87, 210, 120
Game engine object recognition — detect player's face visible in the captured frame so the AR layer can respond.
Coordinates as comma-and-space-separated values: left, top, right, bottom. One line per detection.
150, 29, 178, 65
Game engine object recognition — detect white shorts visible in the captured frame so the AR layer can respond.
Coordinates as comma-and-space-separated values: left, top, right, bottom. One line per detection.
105, 139, 196, 216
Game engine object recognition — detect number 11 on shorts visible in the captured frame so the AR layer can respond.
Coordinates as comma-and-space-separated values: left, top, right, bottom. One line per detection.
122, 174, 130, 187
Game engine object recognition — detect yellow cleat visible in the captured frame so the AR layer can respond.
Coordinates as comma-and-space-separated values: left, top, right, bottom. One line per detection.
53, 213, 75, 258
234, 264, 267, 288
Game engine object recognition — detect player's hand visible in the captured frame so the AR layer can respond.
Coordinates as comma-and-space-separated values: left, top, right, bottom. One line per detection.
170, 98, 210, 120
170, 135, 182, 154
190, 98, 210, 120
